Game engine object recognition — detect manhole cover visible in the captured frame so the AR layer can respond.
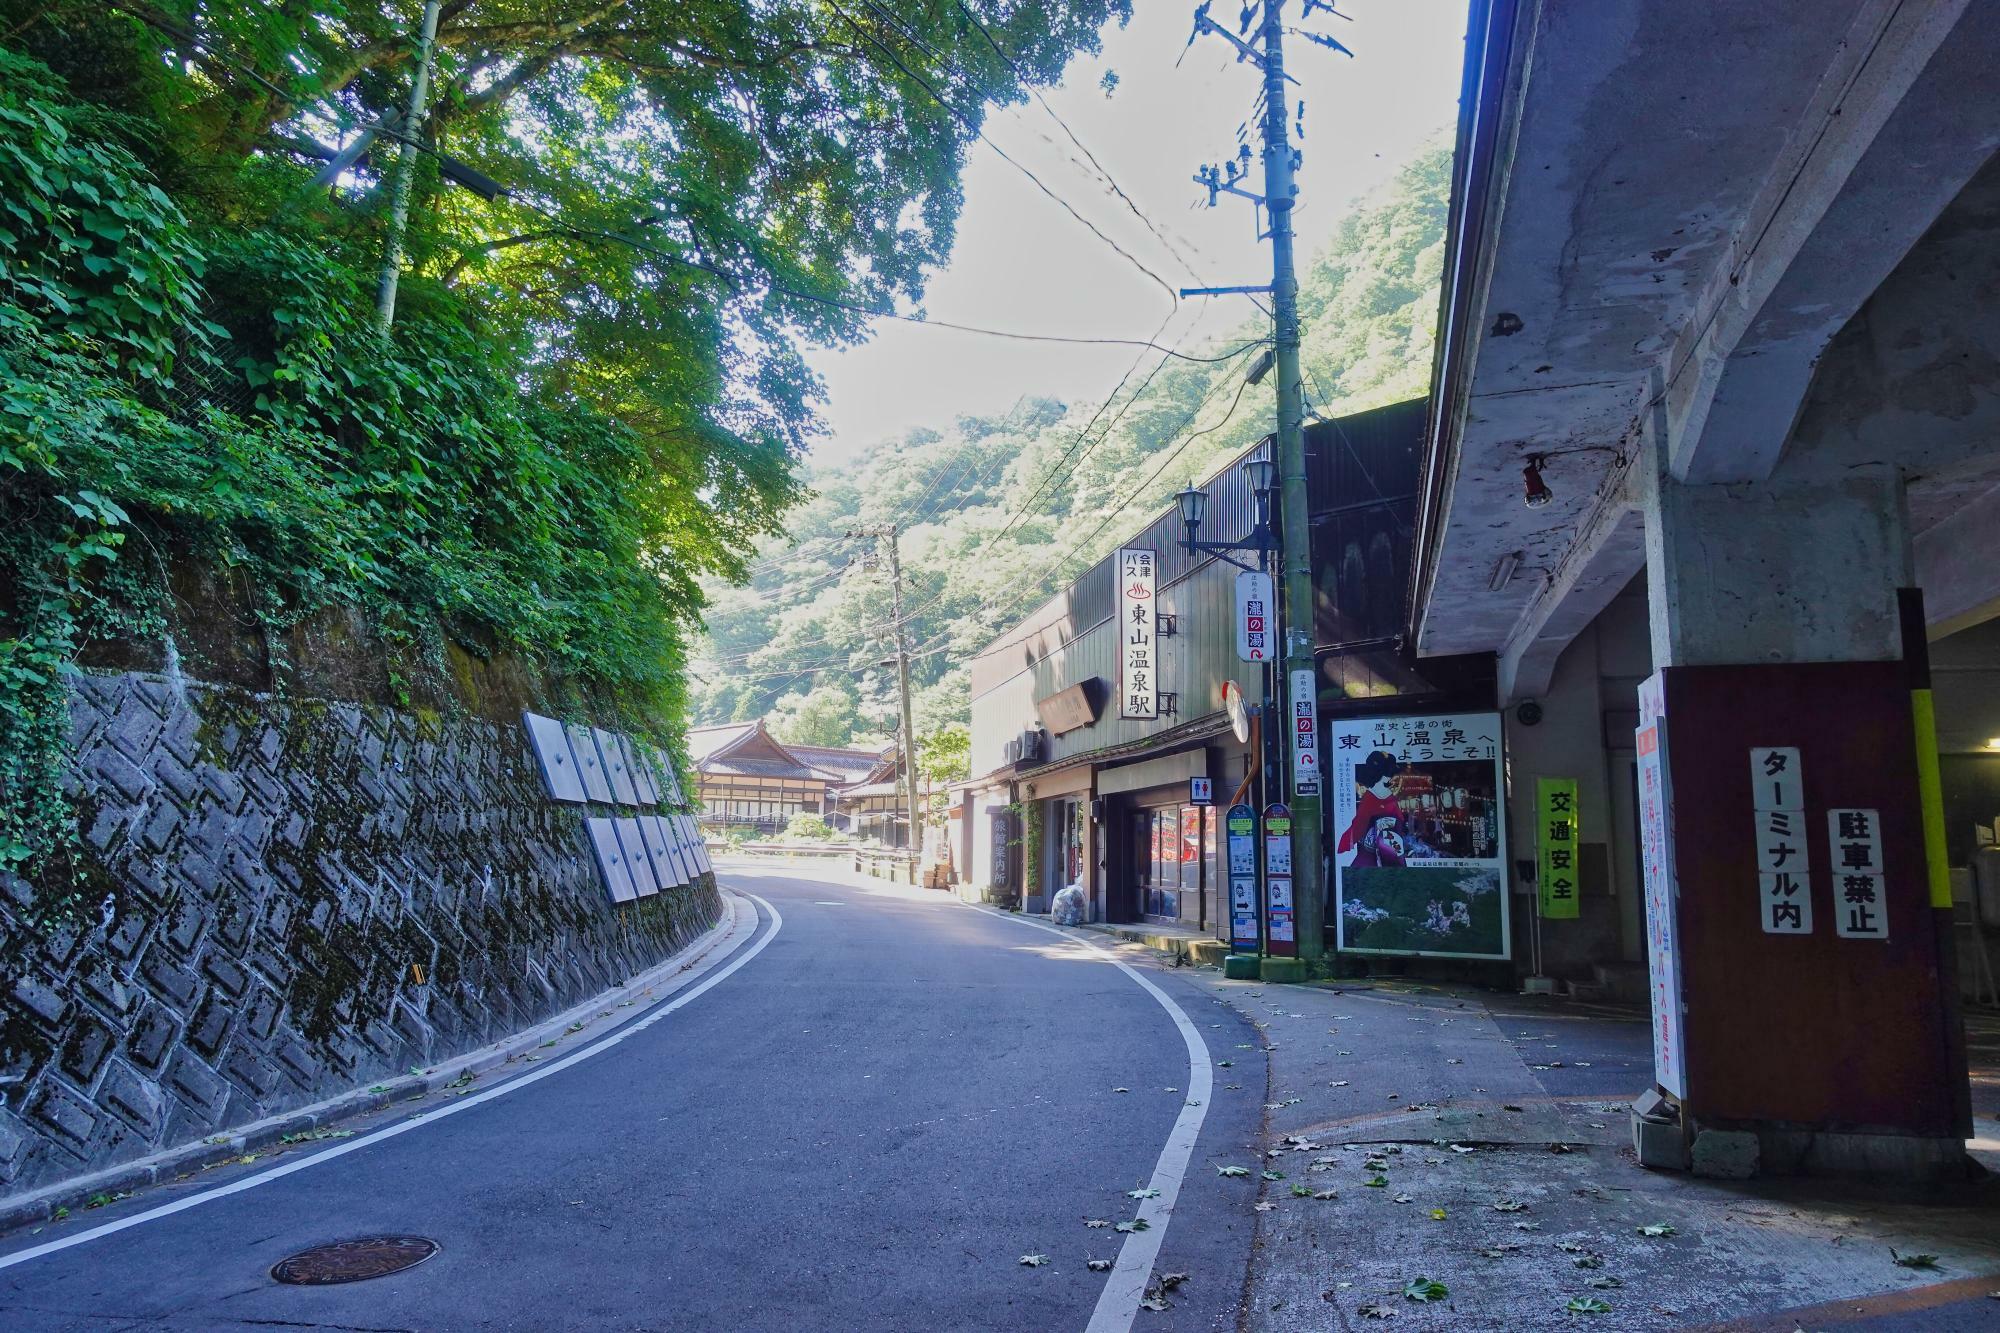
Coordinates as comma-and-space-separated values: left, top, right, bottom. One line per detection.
271, 1236, 439, 1285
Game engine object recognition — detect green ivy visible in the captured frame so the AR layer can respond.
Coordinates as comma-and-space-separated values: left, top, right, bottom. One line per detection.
0, 52, 698, 907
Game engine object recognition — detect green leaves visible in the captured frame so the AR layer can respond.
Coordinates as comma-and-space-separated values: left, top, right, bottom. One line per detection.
1216, 1165, 1251, 1177
1403, 1277, 1448, 1303
1565, 1297, 1612, 1315
1891, 1250, 1941, 1270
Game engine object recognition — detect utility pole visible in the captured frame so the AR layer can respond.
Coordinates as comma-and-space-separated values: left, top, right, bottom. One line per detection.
375, 0, 441, 337
1185, 0, 1337, 964
848, 526, 923, 869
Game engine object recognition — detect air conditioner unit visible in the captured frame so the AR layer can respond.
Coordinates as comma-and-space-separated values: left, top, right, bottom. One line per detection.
1015, 728, 1046, 763
1002, 737, 1021, 765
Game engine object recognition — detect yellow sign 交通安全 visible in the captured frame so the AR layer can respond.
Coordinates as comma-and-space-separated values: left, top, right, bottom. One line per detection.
1537, 776, 1580, 920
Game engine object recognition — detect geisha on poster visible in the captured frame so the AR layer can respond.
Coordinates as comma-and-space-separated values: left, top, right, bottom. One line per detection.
1329, 713, 1511, 960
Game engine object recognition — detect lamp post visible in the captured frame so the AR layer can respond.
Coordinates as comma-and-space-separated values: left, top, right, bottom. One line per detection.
1177, 455, 1283, 964
1175, 454, 1278, 572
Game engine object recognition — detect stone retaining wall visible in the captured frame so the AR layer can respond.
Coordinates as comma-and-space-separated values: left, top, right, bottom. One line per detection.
0, 669, 718, 1197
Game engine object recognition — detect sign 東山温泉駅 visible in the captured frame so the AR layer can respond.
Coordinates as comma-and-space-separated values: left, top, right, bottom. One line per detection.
1536, 776, 1580, 920
1328, 713, 1509, 962
1118, 548, 1157, 721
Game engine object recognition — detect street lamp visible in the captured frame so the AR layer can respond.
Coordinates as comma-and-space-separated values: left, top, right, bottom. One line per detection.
1176, 455, 1279, 570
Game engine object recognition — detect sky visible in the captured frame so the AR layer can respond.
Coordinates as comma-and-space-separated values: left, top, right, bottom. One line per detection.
802, 0, 1471, 461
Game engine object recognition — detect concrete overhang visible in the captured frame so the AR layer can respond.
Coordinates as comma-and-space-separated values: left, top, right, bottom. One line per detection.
1412, 0, 2000, 671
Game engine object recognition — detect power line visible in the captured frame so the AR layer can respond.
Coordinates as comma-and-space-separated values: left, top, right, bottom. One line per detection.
497, 192, 1267, 364
912, 358, 1264, 657
830, 0, 1179, 305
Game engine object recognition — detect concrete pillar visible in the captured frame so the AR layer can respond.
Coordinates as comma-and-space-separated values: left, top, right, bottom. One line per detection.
1642, 452, 1912, 669
1629, 441, 1969, 1180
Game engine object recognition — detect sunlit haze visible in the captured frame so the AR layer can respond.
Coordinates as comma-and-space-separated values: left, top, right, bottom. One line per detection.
803, 1, 1469, 461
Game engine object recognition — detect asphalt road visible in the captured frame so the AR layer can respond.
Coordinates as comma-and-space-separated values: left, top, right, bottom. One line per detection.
0, 865, 1262, 1332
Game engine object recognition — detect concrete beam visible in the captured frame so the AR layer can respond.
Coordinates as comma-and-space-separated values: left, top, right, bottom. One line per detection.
1917, 477, 2000, 639
1498, 505, 1646, 704
1667, 0, 2000, 484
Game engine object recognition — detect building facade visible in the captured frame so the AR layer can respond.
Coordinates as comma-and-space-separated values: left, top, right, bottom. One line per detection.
964, 400, 1448, 935
688, 721, 882, 833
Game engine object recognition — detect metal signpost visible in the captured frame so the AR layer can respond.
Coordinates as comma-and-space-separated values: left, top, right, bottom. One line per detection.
1264, 802, 1296, 956
1227, 803, 1262, 953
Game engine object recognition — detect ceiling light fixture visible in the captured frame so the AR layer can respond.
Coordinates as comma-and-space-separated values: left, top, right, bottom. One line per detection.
1489, 551, 1521, 591
1523, 455, 1553, 509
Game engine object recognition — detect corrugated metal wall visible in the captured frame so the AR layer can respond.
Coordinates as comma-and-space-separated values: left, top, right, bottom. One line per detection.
969, 398, 1432, 777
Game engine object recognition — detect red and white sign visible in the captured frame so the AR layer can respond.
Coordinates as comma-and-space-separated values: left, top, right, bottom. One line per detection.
1235, 570, 1274, 662
1289, 667, 1321, 798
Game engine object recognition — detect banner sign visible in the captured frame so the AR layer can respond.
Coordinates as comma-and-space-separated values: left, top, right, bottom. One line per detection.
1235, 570, 1274, 662
1118, 547, 1157, 720
1227, 803, 1259, 951
1329, 712, 1509, 960
1536, 777, 1580, 920
1753, 747, 1811, 935
1289, 668, 1321, 799
1635, 674, 1685, 1096
1263, 803, 1295, 954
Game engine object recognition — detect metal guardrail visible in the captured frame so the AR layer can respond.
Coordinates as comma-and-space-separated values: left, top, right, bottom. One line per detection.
708, 840, 929, 886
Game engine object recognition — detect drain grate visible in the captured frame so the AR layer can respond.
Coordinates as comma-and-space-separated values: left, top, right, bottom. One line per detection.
271, 1236, 439, 1285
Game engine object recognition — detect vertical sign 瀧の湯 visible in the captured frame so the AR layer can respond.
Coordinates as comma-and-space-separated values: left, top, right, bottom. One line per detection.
1235, 569, 1274, 662
1118, 547, 1157, 721
1536, 776, 1580, 920
1290, 668, 1321, 798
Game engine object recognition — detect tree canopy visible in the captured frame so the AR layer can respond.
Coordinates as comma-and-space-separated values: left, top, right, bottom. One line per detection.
0, 0, 1128, 889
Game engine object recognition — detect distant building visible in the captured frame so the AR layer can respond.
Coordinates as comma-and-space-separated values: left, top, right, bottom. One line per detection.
962, 400, 1482, 942
688, 721, 882, 833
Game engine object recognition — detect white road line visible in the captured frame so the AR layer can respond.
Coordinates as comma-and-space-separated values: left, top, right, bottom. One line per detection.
0, 893, 783, 1273
994, 914, 1214, 1333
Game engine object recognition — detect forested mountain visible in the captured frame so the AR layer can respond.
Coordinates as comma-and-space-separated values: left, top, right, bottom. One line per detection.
693, 140, 1450, 747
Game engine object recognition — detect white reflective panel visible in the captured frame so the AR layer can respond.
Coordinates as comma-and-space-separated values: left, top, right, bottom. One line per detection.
616, 818, 659, 896
681, 815, 712, 875
522, 712, 587, 803
567, 723, 615, 803
640, 814, 686, 888
595, 727, 641, 806
654, 746, 686, 806
660, 813, 695, 883
622, 735, 659, 806
585, 817, 638, 903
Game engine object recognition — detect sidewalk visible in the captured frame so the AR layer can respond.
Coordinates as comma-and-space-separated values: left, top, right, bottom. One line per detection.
1175, 969, 2000, 1330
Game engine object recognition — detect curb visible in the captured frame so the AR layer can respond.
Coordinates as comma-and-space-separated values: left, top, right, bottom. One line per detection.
1075, 920, 1229, 968
0, 885, 744, 1237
